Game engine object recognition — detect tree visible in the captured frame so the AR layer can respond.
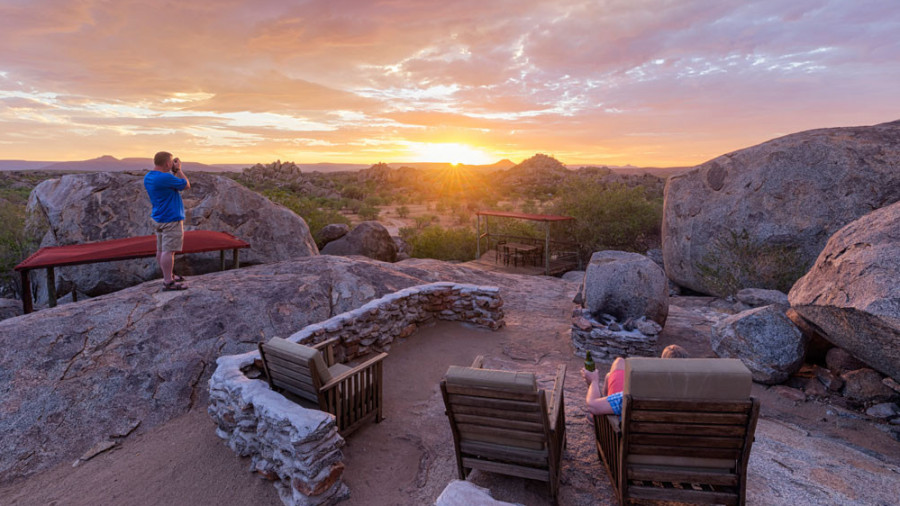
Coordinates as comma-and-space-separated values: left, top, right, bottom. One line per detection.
550, 182, 662, 259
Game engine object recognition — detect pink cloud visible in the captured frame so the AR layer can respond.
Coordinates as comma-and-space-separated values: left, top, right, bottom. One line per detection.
0, 0, 897, 164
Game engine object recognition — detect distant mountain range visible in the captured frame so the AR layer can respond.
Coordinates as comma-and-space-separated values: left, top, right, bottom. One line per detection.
0, 155, 686, 176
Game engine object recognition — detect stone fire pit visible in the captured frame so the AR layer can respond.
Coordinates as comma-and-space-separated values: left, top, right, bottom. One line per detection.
570, 307, 662, 360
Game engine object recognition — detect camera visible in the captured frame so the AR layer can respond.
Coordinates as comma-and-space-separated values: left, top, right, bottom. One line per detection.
171, 157, 180, 173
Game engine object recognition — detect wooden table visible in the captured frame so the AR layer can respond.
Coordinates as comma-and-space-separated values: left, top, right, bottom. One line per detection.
14, 231, 250, 313
502, 242, 540, 267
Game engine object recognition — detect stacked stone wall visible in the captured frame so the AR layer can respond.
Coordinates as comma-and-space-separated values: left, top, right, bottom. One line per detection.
208, 282, 504, 506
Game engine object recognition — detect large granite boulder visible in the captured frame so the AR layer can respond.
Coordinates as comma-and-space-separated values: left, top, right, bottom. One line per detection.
663, 120, 900, 297
789, 200, 900, 381
0, 298, 22, 321
736, 288, 789, 308
320, 221, 398, 262
711, 305, 806, 384
24, 172, 318, 303
0, 255, 523, 483
582, 250, 668, 326
316, 223, 350, 248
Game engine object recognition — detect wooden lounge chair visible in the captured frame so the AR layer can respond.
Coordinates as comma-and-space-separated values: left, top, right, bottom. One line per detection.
440, 356, 567, 502
593, 358, 760, 505
258, 336, 387, 437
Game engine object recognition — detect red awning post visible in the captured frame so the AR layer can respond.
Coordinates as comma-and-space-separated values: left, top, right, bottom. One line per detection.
20, 269, 32, 314
47, 266, 57, 308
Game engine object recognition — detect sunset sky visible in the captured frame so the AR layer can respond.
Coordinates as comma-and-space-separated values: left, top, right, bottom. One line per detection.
1, 0, 898, 166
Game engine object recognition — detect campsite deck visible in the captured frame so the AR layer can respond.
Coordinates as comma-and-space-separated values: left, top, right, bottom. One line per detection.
468, 250, 580, 276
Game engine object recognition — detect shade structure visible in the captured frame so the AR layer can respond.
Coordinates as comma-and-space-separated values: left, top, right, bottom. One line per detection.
14, 230, 250, 313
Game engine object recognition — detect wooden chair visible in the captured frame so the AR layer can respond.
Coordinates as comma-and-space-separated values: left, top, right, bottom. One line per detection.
593, 358, 760, 505
258, 336, 387, 437
440, 356, 567, 502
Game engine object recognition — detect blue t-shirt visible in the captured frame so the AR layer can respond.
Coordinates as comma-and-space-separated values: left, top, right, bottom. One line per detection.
144, 171, 187, 223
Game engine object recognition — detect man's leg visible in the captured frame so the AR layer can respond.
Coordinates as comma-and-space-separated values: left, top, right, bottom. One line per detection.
160, 251, 175, 284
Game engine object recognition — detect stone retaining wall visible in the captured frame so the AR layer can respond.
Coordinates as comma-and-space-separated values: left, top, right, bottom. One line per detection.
208, 282, 505, 506
570, 308, 658, 360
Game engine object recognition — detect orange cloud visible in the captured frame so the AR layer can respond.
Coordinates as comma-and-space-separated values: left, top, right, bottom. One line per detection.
0, 0, 898, 165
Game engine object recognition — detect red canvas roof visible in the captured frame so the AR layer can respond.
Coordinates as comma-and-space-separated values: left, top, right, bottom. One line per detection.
15, 231, 250, 271
476, 210, 575, 222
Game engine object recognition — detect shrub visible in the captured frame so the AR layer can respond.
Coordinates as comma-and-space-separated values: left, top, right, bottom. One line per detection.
260, 189, 350, 236
397, 205, 410, 218
550, 182, 662, 258
358, 205, 380, 221
405, 225, 476, 261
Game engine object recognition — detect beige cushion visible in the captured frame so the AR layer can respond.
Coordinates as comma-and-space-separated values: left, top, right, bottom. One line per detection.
445, 365, 537, 393
265, 337, 331, 383
328, 363, 352, 380
625, 358, 751, 400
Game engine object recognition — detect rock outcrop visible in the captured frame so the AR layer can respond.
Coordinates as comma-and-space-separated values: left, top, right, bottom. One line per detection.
582, 250, 668, 326
316, 223, 350, 248
0, 256, 519, 483
711, 305, 806, 384
0, 298, 22, 321
789, 200, 900, 381
663, 120, 900, 296
239, 160, 339, 198
736, 288, 789, 308
320, 221, 398, 262
23, 172, 318, 303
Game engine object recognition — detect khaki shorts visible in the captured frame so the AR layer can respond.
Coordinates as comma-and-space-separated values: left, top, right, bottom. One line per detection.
155, 221, 184, 252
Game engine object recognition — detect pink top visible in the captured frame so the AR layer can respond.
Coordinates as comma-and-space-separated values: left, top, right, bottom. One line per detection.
606, 369, 625, 395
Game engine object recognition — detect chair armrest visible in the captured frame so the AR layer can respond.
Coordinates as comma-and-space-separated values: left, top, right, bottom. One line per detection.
548, 364, 567, 432
470, 355, 485, 369
604, 414, 621, 434
319, 352, 388, 391
312, 336, 341, 366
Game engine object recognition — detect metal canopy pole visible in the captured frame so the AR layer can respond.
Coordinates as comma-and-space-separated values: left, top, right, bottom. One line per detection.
544, 221, 550, 275
476, 214, 481, 260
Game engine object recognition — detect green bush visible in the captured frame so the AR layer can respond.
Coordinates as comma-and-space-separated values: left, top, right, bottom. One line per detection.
358, 205, 380, 221
397, 205, 410, 218
550, 182, 662, 258
404, 225, 476, 261
260, 189, 350, 236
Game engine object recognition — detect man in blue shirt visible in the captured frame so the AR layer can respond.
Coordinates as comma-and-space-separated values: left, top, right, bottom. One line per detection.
144, 151, 191, 290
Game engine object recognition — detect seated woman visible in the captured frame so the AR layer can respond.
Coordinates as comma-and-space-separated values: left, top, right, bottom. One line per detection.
582, 345, 690, 416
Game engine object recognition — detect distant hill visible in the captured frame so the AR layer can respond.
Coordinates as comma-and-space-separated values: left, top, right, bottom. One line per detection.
0, 156, 684, 176
388, 159, 515, 173
0, 160, 58, 171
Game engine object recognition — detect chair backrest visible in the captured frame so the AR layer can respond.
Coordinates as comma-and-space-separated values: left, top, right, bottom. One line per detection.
443, 365, 548, 451
259, 337, 332, 403
622, 357, 756, 471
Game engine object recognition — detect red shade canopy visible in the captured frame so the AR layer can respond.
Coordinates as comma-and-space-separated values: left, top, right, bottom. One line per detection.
476, 210, 574, 222
15, 231, 250, 271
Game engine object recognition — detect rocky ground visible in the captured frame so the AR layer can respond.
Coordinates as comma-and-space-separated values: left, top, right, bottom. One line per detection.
1, 261, 898, 505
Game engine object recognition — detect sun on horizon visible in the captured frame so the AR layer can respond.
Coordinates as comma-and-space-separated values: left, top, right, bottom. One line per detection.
406, 142, 497, 166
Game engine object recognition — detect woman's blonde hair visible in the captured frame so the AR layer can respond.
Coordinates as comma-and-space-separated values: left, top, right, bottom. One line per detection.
661, 344, 690, 359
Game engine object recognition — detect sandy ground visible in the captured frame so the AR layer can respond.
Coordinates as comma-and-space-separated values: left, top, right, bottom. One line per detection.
2, 285, 899, 506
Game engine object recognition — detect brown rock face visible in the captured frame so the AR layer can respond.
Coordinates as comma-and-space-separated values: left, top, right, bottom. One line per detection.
789, 200, 900, 382
23, 172, 318, 303
320, 221, 398, 262
0, 256, 524, 484
662, 119, 900, 296
581, 250, 669, 326
841, 369, 897, 403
